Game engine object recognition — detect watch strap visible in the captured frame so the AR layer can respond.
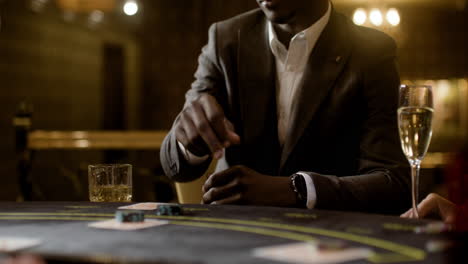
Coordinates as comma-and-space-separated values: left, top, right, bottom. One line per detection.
290, 174, 307, 207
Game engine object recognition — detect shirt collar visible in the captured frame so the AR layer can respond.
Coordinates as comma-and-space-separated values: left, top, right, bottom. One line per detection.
268, 1, 331, 62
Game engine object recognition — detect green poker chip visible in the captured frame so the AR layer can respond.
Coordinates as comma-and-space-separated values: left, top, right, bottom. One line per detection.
115, 210, 145, 222
156, 205, 182, 216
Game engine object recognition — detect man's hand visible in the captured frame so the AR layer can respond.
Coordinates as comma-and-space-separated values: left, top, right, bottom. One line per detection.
174, 94, 240, 159
3, 255, 46, 264
202, 165, 297, 207
401, 193, 457, 224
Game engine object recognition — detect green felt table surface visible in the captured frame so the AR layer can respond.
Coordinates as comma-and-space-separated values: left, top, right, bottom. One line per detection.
0, 202, 465, 264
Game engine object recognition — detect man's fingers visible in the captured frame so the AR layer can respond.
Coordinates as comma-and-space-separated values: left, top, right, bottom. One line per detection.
417, 193, 456, 222
400, 207, 418, 218
202, 95, 230, 146
202, 179, 240, 204
201, 96, 240, 147
177, 115, 209, 156
211, 193, 242, 205
224, 118, 234, 131
417, 193, 439, 218
203, 166, 242, 193
401, 193, 437, 218
407, 209, 415, 218
188, 103, 224, 156
226, 130, 241, 146
436, 195, 457, 224
4, 255, 46, 264
401, 193, 458, 223
224, 119, 241, 146
177, 94, 240, 158
400, 208, 412, 218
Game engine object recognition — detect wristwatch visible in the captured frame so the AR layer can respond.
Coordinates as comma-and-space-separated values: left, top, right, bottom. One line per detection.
290, 174, 308, 208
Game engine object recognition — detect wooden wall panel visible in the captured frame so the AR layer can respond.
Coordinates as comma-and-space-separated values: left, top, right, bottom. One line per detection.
0, 0, 139, 200
337, 5, 468, 79
139, 0, 257, 129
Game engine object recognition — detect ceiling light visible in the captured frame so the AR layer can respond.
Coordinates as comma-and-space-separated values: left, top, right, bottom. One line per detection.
353, 8, 367, 25
369, 9, 383, 26
123, 0, 138, 16
386, 8, 400, 26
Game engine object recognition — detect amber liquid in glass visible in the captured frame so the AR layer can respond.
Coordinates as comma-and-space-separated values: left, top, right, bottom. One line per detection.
89, 184, 132, 202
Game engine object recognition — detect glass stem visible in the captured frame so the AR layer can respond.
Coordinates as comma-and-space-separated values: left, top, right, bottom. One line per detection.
411, 162, 421, 218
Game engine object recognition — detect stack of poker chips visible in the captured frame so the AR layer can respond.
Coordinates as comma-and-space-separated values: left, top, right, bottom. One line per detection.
115, 210, 145, 223
156, 204, 182, 216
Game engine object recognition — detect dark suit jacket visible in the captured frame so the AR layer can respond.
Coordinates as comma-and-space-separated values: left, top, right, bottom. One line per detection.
161, 9, 411, 214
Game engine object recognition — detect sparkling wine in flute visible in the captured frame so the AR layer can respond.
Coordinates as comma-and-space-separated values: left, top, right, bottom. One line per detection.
398, 106, 433, 164
398, 84, 433, 219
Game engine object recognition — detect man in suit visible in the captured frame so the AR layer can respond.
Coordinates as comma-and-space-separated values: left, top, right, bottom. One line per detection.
160, 0, 410, 214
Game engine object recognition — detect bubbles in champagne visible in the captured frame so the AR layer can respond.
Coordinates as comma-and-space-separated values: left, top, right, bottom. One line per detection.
398, 107, 433, 164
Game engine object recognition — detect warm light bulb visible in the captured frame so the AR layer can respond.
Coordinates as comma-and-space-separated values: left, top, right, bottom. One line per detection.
369, 9, 383, 26
123, 0, 138, 16
386, 8, 400, 26
353, 8, 367, 25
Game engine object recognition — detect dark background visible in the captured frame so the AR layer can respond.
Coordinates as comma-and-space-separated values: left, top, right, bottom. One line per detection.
0, 0, 467, 201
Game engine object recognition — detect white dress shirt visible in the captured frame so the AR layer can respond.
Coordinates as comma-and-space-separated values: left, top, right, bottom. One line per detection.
269, 2, 331, 209
179, 2, 331, 209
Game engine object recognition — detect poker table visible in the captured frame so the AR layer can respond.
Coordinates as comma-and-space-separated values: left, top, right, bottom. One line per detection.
0, 202, 464, 263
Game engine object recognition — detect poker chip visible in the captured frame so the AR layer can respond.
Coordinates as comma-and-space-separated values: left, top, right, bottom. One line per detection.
156, 205, 182, 216
414, 222, 451, 234
426, 239, 454, 253
115, 210, 145, 223
316, 240, 349, 252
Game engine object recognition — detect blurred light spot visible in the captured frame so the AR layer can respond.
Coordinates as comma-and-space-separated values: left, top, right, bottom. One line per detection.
458, 78, 467, 93
386, 8, 400, 26
76, 140, 90, 148
369, 9, 383, 26
123, 0, 138, 16
88, 10, 104, 26
63, 11, 76, 22
30, 0, 48, 13
436, 80, 451, 101
72, 131, 88, 138
423, 80, 436, 88
353, 8, 367, 25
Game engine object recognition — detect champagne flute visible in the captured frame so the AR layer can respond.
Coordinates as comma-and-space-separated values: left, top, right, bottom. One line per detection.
398, 85, 434, 218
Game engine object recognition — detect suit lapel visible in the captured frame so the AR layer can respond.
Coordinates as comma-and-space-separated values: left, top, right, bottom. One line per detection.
280, 12, 352, 170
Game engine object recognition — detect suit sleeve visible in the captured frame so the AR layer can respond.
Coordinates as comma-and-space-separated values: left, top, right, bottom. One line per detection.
160, 23, 226, 182
303, 42, 411, 214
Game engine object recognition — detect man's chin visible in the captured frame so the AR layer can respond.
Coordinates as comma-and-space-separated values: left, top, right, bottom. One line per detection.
268, 16, 289, 24
263, 11, 295, 25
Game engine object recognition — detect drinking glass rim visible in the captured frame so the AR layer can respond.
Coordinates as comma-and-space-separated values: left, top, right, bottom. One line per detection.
400, 84, 432, 90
